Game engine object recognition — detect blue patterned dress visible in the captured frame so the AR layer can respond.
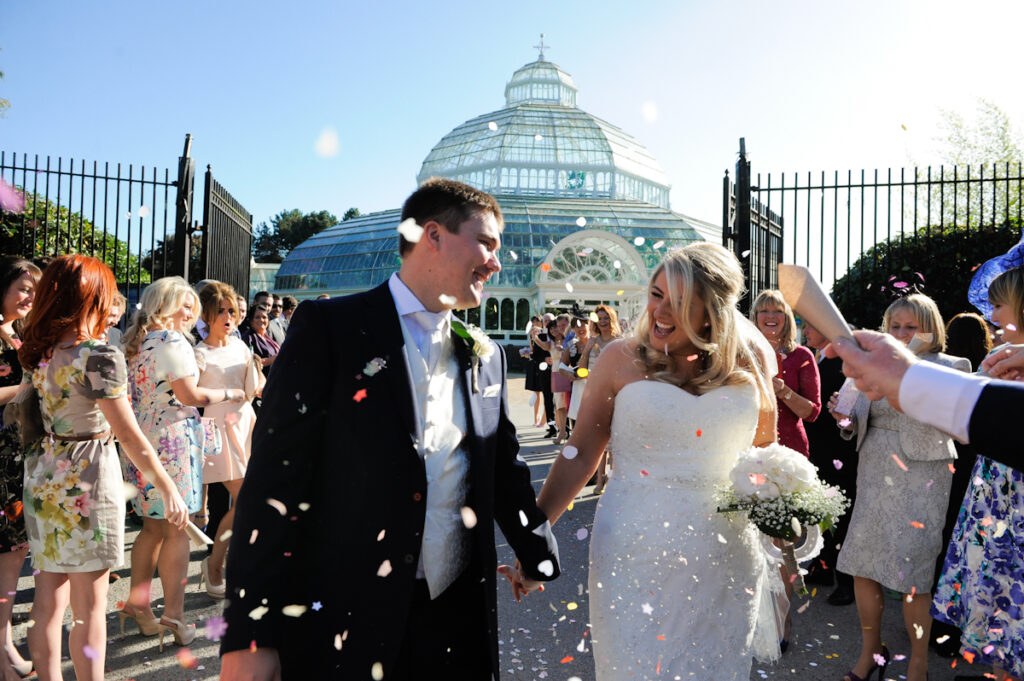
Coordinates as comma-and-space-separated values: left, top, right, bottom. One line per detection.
931, 349, 1024, 675
124, 330, 203, 517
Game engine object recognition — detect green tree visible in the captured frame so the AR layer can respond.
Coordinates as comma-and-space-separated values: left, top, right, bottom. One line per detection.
342, 207, 360, 221
141, 235, 203, 283
251, 209, 338, 263
0, 191, 150, 284
830, 221, 1021, 330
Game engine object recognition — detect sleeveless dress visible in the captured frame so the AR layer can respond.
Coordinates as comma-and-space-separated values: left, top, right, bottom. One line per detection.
195, 338, 255, 484
0, 335, 29, 551
589, 380, 781, 680
24, 342, 128, 572
125, 330, 204, 517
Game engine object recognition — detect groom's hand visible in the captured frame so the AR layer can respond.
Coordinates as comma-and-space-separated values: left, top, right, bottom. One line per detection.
497, 560, 544, 603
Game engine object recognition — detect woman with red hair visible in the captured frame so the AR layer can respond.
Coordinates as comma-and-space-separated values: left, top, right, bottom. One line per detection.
18, 255, 187, 681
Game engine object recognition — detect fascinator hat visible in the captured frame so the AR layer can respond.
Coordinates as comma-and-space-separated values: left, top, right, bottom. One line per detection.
968, 229, 1024, 320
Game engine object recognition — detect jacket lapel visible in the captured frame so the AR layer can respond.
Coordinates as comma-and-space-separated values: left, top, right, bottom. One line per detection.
362, 283, 418, 440
451, 328, 482, 441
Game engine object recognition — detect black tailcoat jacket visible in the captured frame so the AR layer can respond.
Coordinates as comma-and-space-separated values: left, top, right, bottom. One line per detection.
221, 282, 560, 679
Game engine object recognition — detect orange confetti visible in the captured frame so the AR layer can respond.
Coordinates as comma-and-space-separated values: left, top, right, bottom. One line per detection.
656, 659, 661, 674
176, 648, 198, 669
640, 470, 649, 476
353, 389, 368, 402
910, 521, 925, 529
657, 635, 666, 640
560, 655, 574, 663
948, 463, 956, 474
954, 582, 961, 593
891, 454, 908, 471
963, 650, 975, 664
540, 263, 552, 272
696, 429, 702, 437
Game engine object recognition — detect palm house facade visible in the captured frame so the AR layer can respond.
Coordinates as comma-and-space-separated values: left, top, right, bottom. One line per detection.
274, 48, 718, 344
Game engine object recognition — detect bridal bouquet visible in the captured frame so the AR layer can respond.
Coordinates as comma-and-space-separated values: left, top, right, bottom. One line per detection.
717, 443, 850, 595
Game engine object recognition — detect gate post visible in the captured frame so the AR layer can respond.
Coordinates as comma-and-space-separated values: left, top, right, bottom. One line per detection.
172, 134, 195, 279
735, 138, 752, 310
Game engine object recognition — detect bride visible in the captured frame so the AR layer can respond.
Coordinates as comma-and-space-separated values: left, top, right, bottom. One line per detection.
536, 243, 784, 680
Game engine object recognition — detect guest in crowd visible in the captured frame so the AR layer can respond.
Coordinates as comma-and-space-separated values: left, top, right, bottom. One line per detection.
104, 292, 126, 347
235, 295, 247, 324
945, 312, 993, 372
830, 293, 969, 681
240, 305, 279, 415
119, 277, 245, 647
195, 282, 257, 600
523, 315, 547, 427
18, 254, 186, 681
802, 323, 858, 605
931, 267, 1024, 680
0, 257, 40, 680
529, 313, 557, 436
547, 316, 571, 444
750, 290, 821, 456
579, 305, 621, 493
269, 295, 297, 341
561, 315, 591, 430
266, 295, 286, 345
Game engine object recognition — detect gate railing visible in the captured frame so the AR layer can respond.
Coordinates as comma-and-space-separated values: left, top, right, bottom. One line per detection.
200, 166, 253, 299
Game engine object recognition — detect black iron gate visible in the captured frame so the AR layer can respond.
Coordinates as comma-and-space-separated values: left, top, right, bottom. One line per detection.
723, 137, 1023, 308
0, 134, 251, 306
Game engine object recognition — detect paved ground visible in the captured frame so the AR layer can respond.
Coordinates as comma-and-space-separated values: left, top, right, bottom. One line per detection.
11, 377, 983, 680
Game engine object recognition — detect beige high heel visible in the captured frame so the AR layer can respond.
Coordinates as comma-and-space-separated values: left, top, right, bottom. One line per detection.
157, 617, 196, 651
200, 556, 226, 599
117, 608, 160, 637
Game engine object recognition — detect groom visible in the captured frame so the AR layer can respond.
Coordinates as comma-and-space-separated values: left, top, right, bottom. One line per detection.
219, 178, 560, 680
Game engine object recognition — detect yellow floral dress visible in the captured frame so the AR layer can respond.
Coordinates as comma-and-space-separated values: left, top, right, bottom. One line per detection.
23, 341, 128, 572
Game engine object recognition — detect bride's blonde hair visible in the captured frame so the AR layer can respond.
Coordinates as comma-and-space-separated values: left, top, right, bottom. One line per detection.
122, 276, 198, 360
632, 242, 775, 405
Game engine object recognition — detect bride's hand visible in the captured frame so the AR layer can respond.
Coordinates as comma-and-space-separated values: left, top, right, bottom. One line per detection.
497, 560, 544, 603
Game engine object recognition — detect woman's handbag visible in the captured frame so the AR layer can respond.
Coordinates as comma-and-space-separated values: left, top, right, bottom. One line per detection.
201, 417, 222, 458
243, 352, 266, 401
3, 383, 44, 447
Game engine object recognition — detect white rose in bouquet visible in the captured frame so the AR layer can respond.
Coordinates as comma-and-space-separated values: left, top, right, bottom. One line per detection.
729, 443, 818, 500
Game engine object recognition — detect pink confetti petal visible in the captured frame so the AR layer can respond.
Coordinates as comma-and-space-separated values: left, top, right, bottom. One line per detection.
833, 459, 844, 470
0, 179, 26, 213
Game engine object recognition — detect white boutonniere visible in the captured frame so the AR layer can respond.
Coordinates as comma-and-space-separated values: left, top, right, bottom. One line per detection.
451, 319, 494, 393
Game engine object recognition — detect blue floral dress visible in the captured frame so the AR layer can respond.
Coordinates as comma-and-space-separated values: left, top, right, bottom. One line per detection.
932, 347, 1024, 675
24, 342, 128, 572
125, 330, 203, 517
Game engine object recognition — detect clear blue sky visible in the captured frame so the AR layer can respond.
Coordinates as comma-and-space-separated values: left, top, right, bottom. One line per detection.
3, 0, 1022, 232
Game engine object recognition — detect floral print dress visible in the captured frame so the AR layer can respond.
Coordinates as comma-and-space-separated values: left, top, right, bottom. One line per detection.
24, 341, 128, 572
125, 330, 203, 518
932, 346, 1024, 676
0, 336, 29, 552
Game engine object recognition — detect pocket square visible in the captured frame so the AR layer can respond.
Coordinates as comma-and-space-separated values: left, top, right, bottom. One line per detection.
482, 384, 501, 398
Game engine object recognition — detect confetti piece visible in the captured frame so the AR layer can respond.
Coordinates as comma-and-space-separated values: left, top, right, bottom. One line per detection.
891, 453, 908, 471
913, 623, 924, 639
640, 469, 649, 476
539, 362, 549, 371
266, 498, 287, 515
936, 635, 950, 644
282, 604, 307, 617
460, 506, 478, 529
334, 633, 343, 650
372, 662, 384, 680
203, 615, 227, 640
540, 263, 552, 272
696, 429, 702, 437
873, 653, 887, 666
641, 603, 654, 615
567, 602, 578, 610
833, 459, 844, 470
249, 606, 269, 620
312, 601, 322, 611
560, 656, 574, 664
249, 529, 259, 544
487, 121, 498, 131
633, 237, 645, 246
439, 294, 457, 306
963, 650, 975, 663
565, 282, 574, 293
717, 533, 727, 544
838, 418, 851, 428
562, 445, 578, 460
613, 260, 621, 269
137, 205, 151, 218
577, 368, 589, 378
948, 463, 956, 474
176, 648, 198, 668
397, 218, 423, 243
686, 354, 699, 362
537, 560, 554, 577
616, 290, 624, 296
0, 179, 26, 213
508, 250, 518, 261
983, 644, 995, 655
534, 134, 543, 141
519, 510, 529, 526
576, 528, 588, 540
82, 645, 98, 660
353, 389, 367, 402
377, 560, 392, 577
741, 249, 751, 258
910, 521, 924, 529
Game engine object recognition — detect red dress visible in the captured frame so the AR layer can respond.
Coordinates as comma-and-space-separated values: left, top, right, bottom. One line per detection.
776, 345, 821, 457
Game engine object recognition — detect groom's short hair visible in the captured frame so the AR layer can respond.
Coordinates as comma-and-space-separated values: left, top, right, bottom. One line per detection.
399, 178, 503, 256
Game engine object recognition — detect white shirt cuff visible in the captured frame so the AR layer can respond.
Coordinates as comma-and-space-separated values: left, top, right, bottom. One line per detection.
898, 362, 988, 443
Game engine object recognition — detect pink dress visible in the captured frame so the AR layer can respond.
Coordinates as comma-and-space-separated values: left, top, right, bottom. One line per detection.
194, 338, 256, 483
775, 345, 821, 457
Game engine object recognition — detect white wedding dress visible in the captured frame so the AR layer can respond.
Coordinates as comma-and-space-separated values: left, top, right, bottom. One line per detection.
589, 380, 782, 680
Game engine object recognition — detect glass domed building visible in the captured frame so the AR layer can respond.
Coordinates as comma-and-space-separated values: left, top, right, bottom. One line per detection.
274, 48, 718, 343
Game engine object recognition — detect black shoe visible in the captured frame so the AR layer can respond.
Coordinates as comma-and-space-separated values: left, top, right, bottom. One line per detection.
826, 584, 855, 606
545, 426, 557, 437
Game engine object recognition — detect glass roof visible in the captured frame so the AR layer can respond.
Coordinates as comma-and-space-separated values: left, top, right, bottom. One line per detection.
275, 197, 704, 294
417, 58, 670, 209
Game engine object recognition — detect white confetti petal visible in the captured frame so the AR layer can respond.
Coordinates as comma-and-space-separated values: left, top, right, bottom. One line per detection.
562, 445, 578, 460
266, 498, 287, 516
576, 527, 588, 540
536, 559, 554, 577
508, 250, 518, 261
438, 294, 457, 306
377, 529, 385, 541
565, 282, 574, 293
519, 510, 529, 527
633, 237, 645, 246
298, 502, 311, 511
652, 240, 664, 249
137, 205, 151, 218
282, 604, 307, 617
575, 217, 587, 227
314, 127, 340, 158
371, 662, 384, 681
248, 606, 269, 621
397, 218, 423, 243
487, 121, 498, 131
535, 134, 543, 141
613, 260, 621, 269
249, 529, 259, 544
460, 506, 478, 529
538, 362, 548, 371
376, 560, 392, 577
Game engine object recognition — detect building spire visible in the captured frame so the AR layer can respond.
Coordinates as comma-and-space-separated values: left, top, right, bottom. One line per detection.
533, 33, 549, 60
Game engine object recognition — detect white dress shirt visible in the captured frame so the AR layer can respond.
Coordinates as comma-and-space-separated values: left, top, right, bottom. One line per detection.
388, 273, 452, 352
898, 361, 988, 443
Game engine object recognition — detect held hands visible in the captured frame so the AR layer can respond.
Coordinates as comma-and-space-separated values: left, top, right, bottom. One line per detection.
981, 343, 1024, 380
497, 560, 544, 603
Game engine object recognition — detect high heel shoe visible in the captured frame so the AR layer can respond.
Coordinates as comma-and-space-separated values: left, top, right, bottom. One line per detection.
200, 556, 226, 599
842, 645, 890, 681
117, 608, 161, 637
157, 617, 196, 652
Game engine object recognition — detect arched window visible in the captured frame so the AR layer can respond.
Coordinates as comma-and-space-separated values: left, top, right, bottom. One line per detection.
515, 299, 530, 330
466, 306, 481, 327
485, 298, 499, 330
500, 298, 515, 330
